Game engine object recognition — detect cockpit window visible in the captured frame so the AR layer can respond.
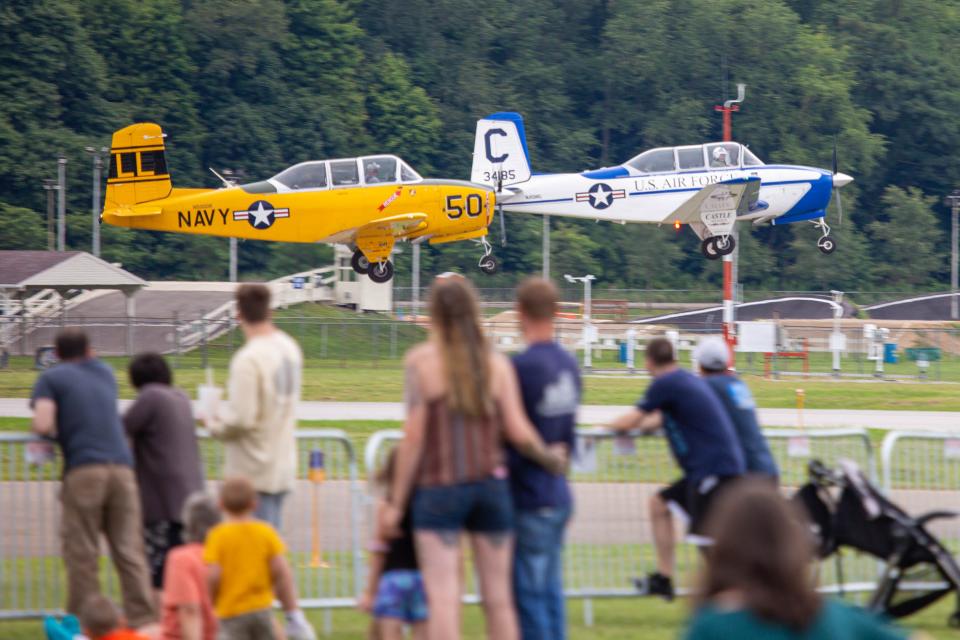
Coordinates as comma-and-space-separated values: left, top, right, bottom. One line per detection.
272, 162, 328, 190
742, 147, 764, 166
363, 157, 397, 184
628, 148, 676, 174
400, 162, 419, 182
675, 146, 705, 171
707, 143, 740, 169
330, 160, 360, 186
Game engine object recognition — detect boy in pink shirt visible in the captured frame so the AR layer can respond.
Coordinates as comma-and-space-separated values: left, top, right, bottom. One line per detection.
161, 493, 221, 640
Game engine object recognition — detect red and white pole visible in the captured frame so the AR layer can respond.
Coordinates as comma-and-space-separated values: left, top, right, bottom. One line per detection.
714, 100, 741, 357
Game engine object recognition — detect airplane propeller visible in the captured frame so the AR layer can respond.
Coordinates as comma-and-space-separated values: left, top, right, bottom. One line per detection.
831, 137, 852, 227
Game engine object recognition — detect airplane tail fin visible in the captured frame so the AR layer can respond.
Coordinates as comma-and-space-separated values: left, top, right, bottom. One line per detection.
471, 112, 532, 187
104, 123, 172, 212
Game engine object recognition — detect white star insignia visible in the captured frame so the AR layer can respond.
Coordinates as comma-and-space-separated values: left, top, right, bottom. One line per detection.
250, 202, 273, 227
590, 186, 612, 207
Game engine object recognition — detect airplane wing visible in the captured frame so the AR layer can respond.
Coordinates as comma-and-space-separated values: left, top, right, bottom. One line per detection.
660, 177, 761, 232
329, 212, 429, 247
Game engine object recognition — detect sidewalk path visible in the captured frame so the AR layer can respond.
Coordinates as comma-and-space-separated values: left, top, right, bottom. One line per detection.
1, 398, 957, 432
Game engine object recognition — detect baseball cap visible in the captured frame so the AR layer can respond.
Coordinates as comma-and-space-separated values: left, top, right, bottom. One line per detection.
694, 336, 730, 371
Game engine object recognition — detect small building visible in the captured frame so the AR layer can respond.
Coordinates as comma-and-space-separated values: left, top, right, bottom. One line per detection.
332, 245, 393, 312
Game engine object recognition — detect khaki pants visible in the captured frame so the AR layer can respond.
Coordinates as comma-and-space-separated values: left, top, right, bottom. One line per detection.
61, 464, 156, 627
217, 609, 277, 640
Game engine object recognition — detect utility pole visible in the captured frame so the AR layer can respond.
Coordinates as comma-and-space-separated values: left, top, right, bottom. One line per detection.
56, 156, 67, 251
565, 274, 595, 369
714, 83, 745, 354
411, 242, 421, 319
42, 179, 58, 251
222, 169, 244, 282
542, 215, 551, 279
946, 190, 960, 320
85, 146, 108, 257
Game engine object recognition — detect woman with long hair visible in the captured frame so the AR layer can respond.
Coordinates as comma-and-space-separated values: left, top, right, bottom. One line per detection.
383, 274, 566, 640
686, 479, 916, 639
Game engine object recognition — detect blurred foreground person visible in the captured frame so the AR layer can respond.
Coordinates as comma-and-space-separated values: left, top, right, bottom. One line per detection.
161, 492, 221, 640
31, 328, 156, 628
693, 337, 778, 481
607, 337, 745, 601
685, 479, 916, 640
205, 283, 302, 529
125, 353, 205, 595
204, 477, 315, 640
384, 274, 566, 640
509, 278, 580, 640
79, 595, 150, 640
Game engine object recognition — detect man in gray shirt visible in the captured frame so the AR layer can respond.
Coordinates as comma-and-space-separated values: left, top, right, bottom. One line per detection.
31, 328, 156, 628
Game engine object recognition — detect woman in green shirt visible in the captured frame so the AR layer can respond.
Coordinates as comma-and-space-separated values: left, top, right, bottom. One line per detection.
684, 479, 921, 640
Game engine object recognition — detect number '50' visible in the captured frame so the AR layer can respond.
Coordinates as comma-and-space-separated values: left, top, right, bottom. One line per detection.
445, 194, 483, 219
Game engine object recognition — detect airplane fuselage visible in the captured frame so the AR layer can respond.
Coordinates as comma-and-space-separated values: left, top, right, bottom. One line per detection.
500, 164, 833, 226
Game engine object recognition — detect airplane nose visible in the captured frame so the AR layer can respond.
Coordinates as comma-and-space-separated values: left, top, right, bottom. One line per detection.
833, 172, 853, 188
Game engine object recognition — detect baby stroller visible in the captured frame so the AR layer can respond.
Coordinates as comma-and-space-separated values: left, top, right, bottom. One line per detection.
795, 459, 960, 627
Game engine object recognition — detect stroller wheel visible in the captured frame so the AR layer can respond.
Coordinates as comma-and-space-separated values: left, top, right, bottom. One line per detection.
949, 612, 960, 629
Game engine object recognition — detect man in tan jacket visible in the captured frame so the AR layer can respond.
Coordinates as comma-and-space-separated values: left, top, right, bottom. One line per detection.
206, 284, 302, 529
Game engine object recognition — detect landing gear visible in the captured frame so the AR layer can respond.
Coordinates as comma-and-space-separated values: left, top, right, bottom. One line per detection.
368, 260, 394, 283
351, 248, 370, 274
700, 235, 735, 260
477, 237, 498, 275
815, 218, 837, 254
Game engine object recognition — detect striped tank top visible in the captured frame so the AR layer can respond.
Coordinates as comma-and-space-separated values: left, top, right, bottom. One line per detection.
416, 396, 505, 487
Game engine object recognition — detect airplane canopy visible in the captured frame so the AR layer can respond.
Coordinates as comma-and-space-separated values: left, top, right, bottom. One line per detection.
269, 155, 422, 192
625, 142, 763, 175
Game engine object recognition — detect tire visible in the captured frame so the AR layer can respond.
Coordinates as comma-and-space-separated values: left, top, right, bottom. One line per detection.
351, 249, 370, 274
817, 237, 837, 254
700, 237, 720, 260
368, 260, 394, 283
479, 255, 498, 275
715, 234, 736, 256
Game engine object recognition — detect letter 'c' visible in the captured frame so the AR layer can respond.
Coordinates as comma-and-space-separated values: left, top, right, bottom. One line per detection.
484, 128, 508, 163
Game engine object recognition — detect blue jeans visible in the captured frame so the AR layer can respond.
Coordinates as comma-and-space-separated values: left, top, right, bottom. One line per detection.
255, 491, 288, 530
513, 505, 571, 640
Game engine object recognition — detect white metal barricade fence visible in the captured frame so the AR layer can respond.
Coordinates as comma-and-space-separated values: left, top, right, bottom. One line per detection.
0, 430, 363, 620
362, 426, 878, 608
882, 431, 960, 589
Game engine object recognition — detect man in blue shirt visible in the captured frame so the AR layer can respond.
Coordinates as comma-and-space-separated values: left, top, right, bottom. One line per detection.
508, 278, 581, 640
694, 336, 778, 480
31, 328, 156, 628
607, 337, 745, 601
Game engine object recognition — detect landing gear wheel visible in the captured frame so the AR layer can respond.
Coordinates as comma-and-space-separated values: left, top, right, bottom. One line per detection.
351, 249, 370, 274
714, 234, 736, 256
817, 236, 837, 254
479, 255, 498, 275
701, 237, 721, 260
368, 260, 394, 283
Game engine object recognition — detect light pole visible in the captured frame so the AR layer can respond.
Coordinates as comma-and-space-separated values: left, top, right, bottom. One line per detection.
57, 156, 67, 251
85, 146, 108, 257
42, 179, 58, 251
830, 289, 844, 376
222, 169, 245, 282
542, 215, 551, 278
714, 83, 745, 353
946, 190, 960, 320
565, 273, 595, 369
411, 242, 421, 319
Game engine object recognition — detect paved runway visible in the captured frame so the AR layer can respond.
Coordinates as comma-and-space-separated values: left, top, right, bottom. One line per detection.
1, 398, 958, 432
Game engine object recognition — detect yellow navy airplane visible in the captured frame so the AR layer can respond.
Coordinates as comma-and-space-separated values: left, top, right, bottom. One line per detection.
101, 123, 499, 281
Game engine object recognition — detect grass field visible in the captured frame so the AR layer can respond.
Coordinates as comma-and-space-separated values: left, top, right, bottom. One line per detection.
0, 595, 956, 639
4, 357, 960, 411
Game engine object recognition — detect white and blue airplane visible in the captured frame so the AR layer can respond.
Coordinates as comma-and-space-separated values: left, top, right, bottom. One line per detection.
471, 112, 853, 259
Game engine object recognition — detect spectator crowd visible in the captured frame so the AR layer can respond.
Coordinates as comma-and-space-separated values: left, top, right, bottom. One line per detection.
29, 276, 920, 640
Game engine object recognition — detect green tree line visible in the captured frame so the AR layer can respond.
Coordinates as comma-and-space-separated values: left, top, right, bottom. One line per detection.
1, 0, 957, 293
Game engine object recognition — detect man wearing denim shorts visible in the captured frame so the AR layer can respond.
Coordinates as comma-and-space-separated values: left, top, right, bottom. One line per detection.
508, 278, 580, 640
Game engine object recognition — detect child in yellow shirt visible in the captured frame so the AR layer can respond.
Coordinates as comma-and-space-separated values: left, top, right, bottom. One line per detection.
203, 477, 315, 640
